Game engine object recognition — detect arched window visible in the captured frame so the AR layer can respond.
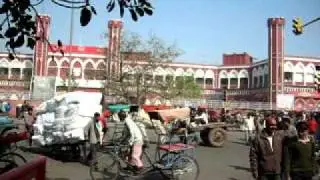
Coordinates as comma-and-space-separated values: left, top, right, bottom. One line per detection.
59, 60, 70, 79
219, 71, 228, 88
47, 59, 58, 76
10, 60, 21, 79
204, 70, 214, 87
195, 69, 205, 86
95, 61, 106, 80
238, 70, 249, 89
71, 61, 82, 79
0, 59, 9, 79
284, 62, 294, 82
84, 61, 95, 80
294, 63, 304, 83
228, 70, 238, 89
305, 64, 315, 83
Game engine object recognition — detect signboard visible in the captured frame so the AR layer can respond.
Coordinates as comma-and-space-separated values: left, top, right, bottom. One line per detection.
276, 94, 295, 110
32, 76, 56, 100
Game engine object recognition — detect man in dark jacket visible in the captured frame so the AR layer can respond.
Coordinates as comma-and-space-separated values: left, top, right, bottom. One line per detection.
249, 117, 286, 180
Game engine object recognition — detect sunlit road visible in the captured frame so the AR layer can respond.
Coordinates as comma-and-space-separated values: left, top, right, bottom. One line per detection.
16, 130, 253, 180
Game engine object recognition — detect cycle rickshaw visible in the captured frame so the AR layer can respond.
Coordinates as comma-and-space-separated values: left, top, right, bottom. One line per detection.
90, 107, 200, 180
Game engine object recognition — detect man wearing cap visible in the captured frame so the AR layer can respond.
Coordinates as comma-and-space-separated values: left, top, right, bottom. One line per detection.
249, 117, 286, 180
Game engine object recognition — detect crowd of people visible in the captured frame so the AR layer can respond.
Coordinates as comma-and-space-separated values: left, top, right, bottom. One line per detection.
244, 111, 320, 180
25, 99, 320, 179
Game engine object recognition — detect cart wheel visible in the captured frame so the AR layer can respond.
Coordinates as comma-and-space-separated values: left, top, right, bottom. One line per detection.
207, 128, 226, 147
200, 129, 209, 145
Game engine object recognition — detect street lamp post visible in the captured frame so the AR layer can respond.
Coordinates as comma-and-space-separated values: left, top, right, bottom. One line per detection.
67, 2, 75, 92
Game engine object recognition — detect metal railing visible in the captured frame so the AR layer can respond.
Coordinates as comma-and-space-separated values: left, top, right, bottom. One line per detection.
170, 98, 308, 111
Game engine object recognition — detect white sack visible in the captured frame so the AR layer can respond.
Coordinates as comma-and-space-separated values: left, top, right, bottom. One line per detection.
55, 106, 68, 118
64, 115, 92, 131
42, 112, 55, 124
63, 104, 79, 118
32, 135, 45, 146
33, 91, 103, 146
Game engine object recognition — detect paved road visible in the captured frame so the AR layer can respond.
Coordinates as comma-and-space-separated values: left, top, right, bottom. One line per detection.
15, 130, 252, 180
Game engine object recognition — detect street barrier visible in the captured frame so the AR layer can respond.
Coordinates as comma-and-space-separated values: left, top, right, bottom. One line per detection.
0, 156, 47, 180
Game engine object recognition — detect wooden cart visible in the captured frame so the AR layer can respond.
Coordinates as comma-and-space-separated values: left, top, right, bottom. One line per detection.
148, 108, 230, 148
193, 122, 229, 147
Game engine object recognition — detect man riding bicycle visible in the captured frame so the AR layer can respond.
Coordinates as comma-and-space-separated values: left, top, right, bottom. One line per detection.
118, 110, 145, 174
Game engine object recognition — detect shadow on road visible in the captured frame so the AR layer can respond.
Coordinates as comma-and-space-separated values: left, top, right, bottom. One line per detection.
46, 178, 70, 180
229, 165, 251, 172
19, 146, 82, 163
230, 141, 248, 146
228, 178, 240, 180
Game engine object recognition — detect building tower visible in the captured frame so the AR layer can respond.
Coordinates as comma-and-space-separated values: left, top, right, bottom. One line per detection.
34, 15, 51, 76
267, 17, 285, 107
107, 20, 123, 79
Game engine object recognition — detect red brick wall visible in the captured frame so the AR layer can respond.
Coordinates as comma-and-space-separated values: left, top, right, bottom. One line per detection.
222, 53, 253, 66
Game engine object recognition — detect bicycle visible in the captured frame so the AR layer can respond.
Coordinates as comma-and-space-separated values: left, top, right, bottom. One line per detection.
90, 122, 200, 180
0, 152, 27, 174
0, 131, 28, 174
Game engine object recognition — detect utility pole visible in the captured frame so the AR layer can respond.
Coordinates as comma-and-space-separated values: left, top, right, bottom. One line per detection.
67, 2, 75, 92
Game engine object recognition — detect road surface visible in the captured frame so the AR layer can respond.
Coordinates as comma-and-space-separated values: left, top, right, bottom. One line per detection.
15, 131, 252, 180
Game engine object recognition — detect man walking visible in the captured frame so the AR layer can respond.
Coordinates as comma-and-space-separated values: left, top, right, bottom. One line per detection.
249, 117, 286, 180
84, 112, 101, 166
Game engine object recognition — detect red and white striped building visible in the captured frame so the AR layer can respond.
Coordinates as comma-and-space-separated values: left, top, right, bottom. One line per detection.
0, 15, 319, 111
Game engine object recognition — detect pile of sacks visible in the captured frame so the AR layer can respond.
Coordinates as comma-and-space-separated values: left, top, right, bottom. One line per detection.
32, 91, 103, 146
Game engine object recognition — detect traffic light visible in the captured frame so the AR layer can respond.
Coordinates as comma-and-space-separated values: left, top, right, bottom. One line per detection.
292, 18, 304, 35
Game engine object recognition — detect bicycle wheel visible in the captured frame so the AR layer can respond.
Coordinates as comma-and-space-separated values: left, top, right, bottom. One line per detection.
159, 152, 179, 167
0, 152, 27, 175
89, 151, 120, 180
161, 154, 199, 180
0, 152, 27, 165
0, 159, 18, 174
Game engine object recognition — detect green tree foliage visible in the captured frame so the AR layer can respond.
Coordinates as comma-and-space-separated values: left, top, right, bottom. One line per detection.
0, 0, 153, 59
158, 75, 203, 100
105, 31, 184, 104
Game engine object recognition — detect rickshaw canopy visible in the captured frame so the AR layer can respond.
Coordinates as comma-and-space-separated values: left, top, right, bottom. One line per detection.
155, 107, 190, 124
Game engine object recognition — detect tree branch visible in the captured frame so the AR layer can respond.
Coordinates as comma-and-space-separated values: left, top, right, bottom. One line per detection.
0, 0, 154, 59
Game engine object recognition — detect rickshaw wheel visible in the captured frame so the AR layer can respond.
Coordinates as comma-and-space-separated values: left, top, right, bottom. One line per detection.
208, 128, 226, 147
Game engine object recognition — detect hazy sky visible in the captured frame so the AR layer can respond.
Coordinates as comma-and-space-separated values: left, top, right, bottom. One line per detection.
2, 0, 320, 64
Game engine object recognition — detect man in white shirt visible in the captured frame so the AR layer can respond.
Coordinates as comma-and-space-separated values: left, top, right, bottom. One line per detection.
244, 113, 255, 145
118, 110, 144, 173
130, 106, 149, 146
194, 108, 208, 125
